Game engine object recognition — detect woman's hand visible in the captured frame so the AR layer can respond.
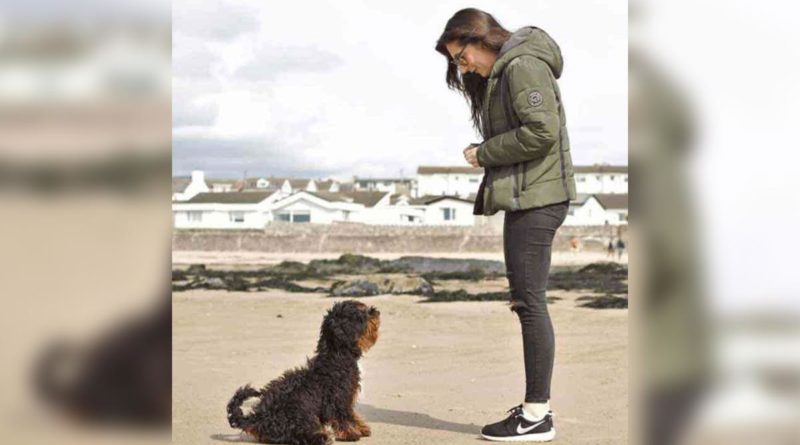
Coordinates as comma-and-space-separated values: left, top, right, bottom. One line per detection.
463, 144, 480, 167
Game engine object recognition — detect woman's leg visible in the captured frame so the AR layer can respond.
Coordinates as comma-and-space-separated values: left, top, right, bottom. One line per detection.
504, 201, 569, 404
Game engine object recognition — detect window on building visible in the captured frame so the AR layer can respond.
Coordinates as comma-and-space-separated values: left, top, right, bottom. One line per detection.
624, 176, 628, 182
229, 211, 245, 223
442, 208, 456, 221
292, 211, 311, 223
610, 175, 615, 180
596, 175, 602, 181
187, 211, 203, 222
568, 208, 575, 216
469, 178, 479, 183
577, 176, 586, 183
276, 213, 291, 222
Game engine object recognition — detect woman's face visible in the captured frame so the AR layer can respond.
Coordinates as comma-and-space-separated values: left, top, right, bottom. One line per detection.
445, 41, 496, 78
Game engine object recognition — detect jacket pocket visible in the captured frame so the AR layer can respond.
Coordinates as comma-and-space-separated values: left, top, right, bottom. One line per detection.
490, 165, 517, 211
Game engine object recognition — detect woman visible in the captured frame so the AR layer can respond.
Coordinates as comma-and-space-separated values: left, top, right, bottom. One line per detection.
436, 8, 576, 442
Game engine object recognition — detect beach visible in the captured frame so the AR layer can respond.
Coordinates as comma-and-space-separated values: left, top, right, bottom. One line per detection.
172, 253, 628, 444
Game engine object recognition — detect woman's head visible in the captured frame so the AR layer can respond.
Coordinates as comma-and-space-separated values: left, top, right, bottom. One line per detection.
435, 8, 511, 132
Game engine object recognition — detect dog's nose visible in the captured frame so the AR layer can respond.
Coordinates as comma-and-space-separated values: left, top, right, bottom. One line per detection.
369, 307, 380, 316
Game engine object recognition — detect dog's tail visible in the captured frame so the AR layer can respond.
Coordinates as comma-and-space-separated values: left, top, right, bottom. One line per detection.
226, 384, 260, 429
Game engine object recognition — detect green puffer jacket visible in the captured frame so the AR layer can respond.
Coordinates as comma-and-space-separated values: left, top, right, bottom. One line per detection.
474, 27, 577, 216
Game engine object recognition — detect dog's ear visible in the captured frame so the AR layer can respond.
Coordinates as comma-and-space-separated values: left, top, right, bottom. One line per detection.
318, 301, 368, 353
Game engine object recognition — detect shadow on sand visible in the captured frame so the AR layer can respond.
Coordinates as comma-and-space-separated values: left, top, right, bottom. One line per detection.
357, 403, 482, 435
211, 403, 482, 442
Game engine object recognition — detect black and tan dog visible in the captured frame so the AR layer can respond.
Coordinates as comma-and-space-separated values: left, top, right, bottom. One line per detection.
227, 300, 380, 445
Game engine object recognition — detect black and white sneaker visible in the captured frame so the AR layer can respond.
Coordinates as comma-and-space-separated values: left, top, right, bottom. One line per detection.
480, 405, 555, 442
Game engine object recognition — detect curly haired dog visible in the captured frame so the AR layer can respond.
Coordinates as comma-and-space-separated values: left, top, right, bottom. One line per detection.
227, 300, 380, 445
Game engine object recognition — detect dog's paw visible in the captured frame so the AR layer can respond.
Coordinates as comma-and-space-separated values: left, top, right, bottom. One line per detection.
356, 423, 371, 437
310, 432, 333, 445
334, 428, 362, 442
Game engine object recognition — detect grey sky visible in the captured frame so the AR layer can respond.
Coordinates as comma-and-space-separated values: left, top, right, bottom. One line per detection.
173, 0, 627, 179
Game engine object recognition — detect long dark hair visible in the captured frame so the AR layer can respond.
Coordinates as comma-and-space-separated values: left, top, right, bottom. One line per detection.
435, 8, 511, 134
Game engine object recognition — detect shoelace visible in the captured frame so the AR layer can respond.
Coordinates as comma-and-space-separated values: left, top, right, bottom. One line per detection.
503, 404, 524, 426
506, 404, 524, 416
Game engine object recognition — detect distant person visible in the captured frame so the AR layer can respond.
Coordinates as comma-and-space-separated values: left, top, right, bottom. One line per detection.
616, 238, 626, 260
569, 236, 580, 255
436, 8, 576, 442
607, 239, 615, 259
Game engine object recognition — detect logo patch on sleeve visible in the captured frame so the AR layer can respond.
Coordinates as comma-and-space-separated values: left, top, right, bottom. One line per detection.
527, 91, 544, 107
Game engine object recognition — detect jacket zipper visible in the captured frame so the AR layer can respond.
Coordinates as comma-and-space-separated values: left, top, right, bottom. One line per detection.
521, 162, 528, 192
484, 82, 494, 191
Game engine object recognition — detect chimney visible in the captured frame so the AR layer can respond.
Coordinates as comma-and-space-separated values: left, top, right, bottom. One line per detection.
191, 170, 205, 184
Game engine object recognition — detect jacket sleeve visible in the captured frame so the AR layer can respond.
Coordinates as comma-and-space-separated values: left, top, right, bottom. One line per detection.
477, 56, 561, 168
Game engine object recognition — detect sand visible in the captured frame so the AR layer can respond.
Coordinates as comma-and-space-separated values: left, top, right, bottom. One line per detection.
172, 257, 627, 444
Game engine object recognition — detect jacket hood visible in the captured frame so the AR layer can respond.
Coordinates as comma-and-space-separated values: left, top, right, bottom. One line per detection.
490, 27, 563, 79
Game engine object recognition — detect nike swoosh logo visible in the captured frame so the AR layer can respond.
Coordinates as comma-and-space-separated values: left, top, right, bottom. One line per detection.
516, 419, 546, 434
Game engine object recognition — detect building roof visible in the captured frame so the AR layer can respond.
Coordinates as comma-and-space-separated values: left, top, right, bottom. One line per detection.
594, 193, 628, 210
316, 179, 338, 191
310, 191, 389, 207
570, 193, 593, 205
287, 178, 311, 189
573, 164, 628, 174
410, 194, 475, 205
417, 166, 484, 175
390, 193, 411, 205
207, 178, 239, 185
354, 177, 413, 183
172, 176, 191, 194
337, 182, 355, 192
185, 191, 276, 204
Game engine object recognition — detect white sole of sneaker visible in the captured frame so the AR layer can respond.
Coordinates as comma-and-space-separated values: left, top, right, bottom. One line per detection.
480, 428, 556, 442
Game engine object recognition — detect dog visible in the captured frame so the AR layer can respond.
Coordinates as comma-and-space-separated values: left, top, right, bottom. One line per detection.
227, 300, 380, 445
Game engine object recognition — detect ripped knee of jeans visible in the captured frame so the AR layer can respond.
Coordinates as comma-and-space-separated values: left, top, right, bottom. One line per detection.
509, 299, 528, 313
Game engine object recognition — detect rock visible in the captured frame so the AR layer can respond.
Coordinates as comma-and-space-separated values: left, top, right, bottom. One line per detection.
329, 275, 434, 297
223, 274, 250, 291
187, 264, 207, 275
270, 261, 311, 276
576, 295, 628, 309
204, 277, 226, 289
389, 256, 505, 274
330, 280, 381, 297
172, 269, 188, 281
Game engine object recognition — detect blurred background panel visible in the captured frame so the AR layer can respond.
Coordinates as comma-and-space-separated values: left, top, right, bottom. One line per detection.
631, 0, 800, 444
0, 1, 171, 444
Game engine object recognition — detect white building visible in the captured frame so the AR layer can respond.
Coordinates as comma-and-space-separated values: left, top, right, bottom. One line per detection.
353, 177, 413, 195
416, 166, 483, 198
565, 193, 628, 226
172, 191, 281, 229
574, 165, 628, 194
411, 195, 476, 226
172, 165, 628, 228
269, 191, 365, 224
414, 164, 628, 198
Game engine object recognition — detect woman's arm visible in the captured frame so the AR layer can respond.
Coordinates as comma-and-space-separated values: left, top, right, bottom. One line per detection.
476, 56, 560, 168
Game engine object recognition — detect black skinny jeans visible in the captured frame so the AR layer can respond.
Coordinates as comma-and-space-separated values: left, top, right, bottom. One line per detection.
503, 200, 569, 403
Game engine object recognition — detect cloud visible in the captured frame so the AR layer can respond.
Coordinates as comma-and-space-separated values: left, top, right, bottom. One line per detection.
233, 46, 343, 82
172, 0, 260, 41
173, 1, 628, 179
